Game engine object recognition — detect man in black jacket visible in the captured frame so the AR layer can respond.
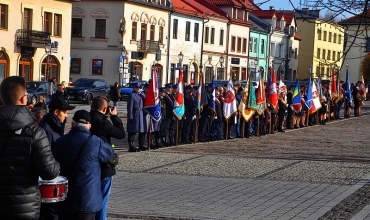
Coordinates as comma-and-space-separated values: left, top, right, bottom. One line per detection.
90, 96, 125, 220
52, 84, 69, 103
0, 76, 60, 220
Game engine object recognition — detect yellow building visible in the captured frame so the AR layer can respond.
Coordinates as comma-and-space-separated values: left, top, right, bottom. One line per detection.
0, 0, 73, 83
295, 8, 344, 80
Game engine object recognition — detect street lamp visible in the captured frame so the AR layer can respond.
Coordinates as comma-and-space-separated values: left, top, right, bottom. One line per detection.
219, 55, 224, 80
45, 43, 52, 81
178, 51, 183, 67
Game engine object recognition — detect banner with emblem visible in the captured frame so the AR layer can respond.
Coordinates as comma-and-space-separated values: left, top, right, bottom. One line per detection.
238, 75, 255, 121
173, 67, 184, 119
292, 78, 302, 112
305, 77, 313, 110
223, 77, 237, 120
309, 79, 322, 114
144, 67, 161, 122
268, 70, 278, 110
256, 68, 266, 115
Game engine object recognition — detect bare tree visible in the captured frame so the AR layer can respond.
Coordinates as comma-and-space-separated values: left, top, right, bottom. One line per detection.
320, 10, 340, 23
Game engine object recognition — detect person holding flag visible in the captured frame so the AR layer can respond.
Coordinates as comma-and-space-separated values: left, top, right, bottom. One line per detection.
291, 77, 302, 129
173, 66, 185, 146
163, 83, 176, 146
344, 67, 352, 118
223, 76, 237, 139
182, 85, 196, 144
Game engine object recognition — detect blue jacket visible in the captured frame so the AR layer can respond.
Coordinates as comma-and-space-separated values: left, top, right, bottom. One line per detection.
55, 126, 114, 214
38, 112, 65, 155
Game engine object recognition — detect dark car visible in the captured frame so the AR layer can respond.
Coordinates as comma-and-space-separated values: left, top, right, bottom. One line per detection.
26, 81, 54, 105
120, 81, 147, 100
66, 78, 111, 104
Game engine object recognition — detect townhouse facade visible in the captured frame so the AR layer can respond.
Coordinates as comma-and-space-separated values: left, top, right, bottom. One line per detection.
338, 9, 370, 83
0, 0, 74, 83
296, 8, 344, 80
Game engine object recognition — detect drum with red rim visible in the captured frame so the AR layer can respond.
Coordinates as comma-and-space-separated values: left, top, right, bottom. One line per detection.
39, 176, 68, 203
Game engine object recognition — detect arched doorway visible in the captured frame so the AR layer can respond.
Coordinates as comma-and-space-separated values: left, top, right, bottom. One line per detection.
129, 61, 143, 82
41, 55, 59, 82
19, 56, 33, 81
0, 51, 9, 82
154, 64, 163, 86
205, 66, 213, 82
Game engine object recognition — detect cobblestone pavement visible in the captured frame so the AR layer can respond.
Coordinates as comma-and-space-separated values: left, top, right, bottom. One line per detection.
66, 101, 370, 219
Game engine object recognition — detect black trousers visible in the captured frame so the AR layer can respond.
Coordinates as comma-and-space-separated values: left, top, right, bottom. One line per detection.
60, 212, 96, 220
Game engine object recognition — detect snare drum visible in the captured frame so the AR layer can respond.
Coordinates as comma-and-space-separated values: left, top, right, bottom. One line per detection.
39, 176, 68, 203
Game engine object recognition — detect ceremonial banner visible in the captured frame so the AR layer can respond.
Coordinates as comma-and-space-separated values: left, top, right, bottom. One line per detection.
208, 75, 216, 113
223, 77, 237, 119
173, 67, 184, 119
238, 75, 255, 121
305, 77, 313, 110
331, 67, 338, 101
144, 67, 161, 122
344, 68, 352, 102
256, 68, 266, 115
292, 78, 302, 112
268, 70, 278, 110
309, 79, 322, 115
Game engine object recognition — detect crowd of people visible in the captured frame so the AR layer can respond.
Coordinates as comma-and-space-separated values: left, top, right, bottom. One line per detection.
0, 76, 125, 220
126, 77, 367, 152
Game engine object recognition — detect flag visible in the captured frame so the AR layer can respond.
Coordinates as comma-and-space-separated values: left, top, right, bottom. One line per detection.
305, 77, 313, 110
238, 75, 255, 121
331, 67, 338, 101
173, 67, 184, 119
278, 78, 286, 97
268, 70, 278, 110
291, 78, 302, 112
317, 75, 326, 102
223, 77, 237, 119
256, 68, 266, 115
208, 75, 216, 113
309, 79, 322, 115
248, 75, 258, 111
344, 68, 352, 102
144, 67, 161, 122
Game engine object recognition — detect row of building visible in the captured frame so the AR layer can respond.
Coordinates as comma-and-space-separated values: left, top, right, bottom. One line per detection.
0, 0, 366, 86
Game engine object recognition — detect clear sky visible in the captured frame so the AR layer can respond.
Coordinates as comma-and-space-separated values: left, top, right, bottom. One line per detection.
256, 0, 302, 11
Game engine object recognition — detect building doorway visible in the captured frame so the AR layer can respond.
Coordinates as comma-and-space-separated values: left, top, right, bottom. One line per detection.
41, 55, 59, 82
19, 56, 33, 81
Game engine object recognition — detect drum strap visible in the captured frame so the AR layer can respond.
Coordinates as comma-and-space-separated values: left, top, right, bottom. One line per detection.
68, 134, 92, 177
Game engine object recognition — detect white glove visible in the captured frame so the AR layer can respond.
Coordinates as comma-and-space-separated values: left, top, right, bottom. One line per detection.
214, 116, 217, 119
192, 115, 196, 121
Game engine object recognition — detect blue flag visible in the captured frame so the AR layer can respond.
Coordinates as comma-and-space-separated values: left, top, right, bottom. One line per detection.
144, 68, 161, 122
292, 78, 302, 112
208, 75, 216, 113
305, 77, 312, 109
345, 68, 352, 102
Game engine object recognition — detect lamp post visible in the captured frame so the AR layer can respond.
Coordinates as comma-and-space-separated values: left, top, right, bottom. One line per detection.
45, 43, 52, 81
178, 51, 183, 67
219, 55, 224, 80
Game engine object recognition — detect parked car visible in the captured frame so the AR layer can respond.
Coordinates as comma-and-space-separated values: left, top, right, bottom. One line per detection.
239, 80, 258, 89
120, 81, 147, 100
66, 78, 111, 104
26, 81, 55, 105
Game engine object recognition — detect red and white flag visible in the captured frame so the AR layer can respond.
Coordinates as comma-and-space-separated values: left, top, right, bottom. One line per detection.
309, 80, 322, 115
268, 70, 278, 110
223, 77, 237, 119
173, 67, 184, 119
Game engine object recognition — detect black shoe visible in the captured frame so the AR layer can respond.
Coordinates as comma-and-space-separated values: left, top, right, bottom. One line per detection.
128, 147, 139, 152
150, 145, 158, 150
321, 121, 326, 125
294, 125, 299, 129
139, 146, 148, 151
278, 129, 285, 132
228, 136, 234, 139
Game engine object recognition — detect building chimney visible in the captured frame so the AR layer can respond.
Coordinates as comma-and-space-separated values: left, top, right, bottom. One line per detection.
270, 6, 274, 10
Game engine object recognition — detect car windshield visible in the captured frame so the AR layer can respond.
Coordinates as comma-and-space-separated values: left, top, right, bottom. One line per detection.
72, 79, 94, 87
26, 82, 41, 89
123, 83, 135, 88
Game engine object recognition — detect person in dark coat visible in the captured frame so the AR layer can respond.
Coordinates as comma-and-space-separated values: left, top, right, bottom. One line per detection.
211, 90, 223, 140
277, 92, 287, 132
158, 87, 167, 147
0, 76, 60, 220
55, 110, 114, 220
127, 83, 147, 152
111, 82, 120, 107
182, 85, 196, 144
163, 83, 176, 145
52, 84, 69, 103
34, 95, 48, 110
38, 97, 75, 220
90, 96, 125, 220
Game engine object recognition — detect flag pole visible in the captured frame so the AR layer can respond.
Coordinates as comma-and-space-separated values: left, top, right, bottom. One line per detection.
194, 113, 198, 145
176, 119, 179, 147
148, 119, 152, 149
225, 118, 229, 140
242, 118, 245, 139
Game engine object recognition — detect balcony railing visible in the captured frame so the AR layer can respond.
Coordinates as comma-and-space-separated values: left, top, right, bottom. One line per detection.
16, 29, 51, 47
137, 40, 159, 53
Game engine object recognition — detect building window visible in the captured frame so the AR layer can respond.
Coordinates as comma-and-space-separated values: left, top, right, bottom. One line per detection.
231, 36, 236, 52
317, 48, 320, 59
72, 18, 82, 37
242, 38, 247, 53
279, 44, 284, 57
270, 42, 276, 56
220, 29, 224, 45
173, 19, 178, 39
0, 4, 8, 29
41, 56, 59, 81
333, 33, 337, 43
249, 38, 252, 52
205, 66, 213, 82
338, 34, 342, 44
323, 31, 327, 41
19, 57, 33, 81
95, 19, 106, 38
232, 8, 237, 19
185, 21, 190, 41
54, 14, 62, 36
237, 37, 241, 52
0, 51, 9, 80
253, 38, 257, 53
150, 25, 155, 41
327, 50, 331, 60
317, 30, 321, 40
194, 23, 199, 42
328, 32, 332, 42
205, 26, 209, 43
261, 39, 265, 54
44, 12, 52, 33
159, 26, 163, 44
322, 49, 326, 59
337, 51, 341, 59
23, 8, 33, 30
132, 22, 137, 40
141, 23, 147, 41
70, 58, 81, 74
92, 59, 103, 75
210, 27, 215, 44
332, 51, 336, 61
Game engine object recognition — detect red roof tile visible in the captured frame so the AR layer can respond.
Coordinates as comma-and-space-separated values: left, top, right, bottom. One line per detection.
282, 12, 295, 25
172, 0, 206, 18
251, 10, 276, 18
339, 8, 370, 23
187, 0, 228, 19
207, 0, 242, 7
